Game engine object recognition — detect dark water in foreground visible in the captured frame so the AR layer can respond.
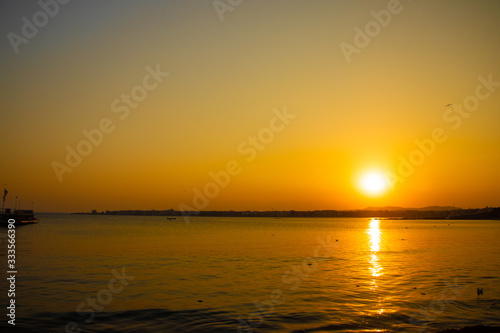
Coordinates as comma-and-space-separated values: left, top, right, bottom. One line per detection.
1, 214, 499, 332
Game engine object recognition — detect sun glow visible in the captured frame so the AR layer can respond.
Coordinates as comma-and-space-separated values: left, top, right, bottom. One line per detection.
359, 171, 388, 197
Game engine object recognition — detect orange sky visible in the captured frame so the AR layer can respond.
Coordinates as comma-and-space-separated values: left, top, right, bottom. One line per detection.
1, 0, 500, 212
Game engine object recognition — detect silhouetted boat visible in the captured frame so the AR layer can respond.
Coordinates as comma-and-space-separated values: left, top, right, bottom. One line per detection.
1, 209, 39, 226
1, 188, 39, 226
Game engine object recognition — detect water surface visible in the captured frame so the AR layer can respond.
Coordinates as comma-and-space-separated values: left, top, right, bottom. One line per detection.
1, 214, 499, 332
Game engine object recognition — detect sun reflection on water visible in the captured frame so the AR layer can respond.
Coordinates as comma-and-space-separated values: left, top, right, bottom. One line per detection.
366, 218, 385, 314
367, 219, 383, 278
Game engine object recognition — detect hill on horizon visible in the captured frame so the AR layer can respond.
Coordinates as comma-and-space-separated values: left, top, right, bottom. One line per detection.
363, 206, 460, 211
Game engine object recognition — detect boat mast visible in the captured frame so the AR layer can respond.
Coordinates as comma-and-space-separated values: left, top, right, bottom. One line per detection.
1, 187, 6, 214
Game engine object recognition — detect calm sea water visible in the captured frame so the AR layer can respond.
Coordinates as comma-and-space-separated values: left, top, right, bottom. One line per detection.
1, 214, 499, 332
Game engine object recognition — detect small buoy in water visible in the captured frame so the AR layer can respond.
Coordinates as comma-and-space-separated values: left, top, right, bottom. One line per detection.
477, 288, 483, 296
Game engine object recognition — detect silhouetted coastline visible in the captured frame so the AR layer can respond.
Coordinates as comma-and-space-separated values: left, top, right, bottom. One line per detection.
74, 207, 500, 220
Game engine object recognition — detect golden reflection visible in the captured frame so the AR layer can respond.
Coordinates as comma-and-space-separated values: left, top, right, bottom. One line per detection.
368, 219, 381, 252
366, 219, 388, 315
367, 219, 383, 277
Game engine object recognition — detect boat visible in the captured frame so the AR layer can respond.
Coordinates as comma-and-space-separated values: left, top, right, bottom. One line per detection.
1, 188, 39, 226
1, 208, 39, 226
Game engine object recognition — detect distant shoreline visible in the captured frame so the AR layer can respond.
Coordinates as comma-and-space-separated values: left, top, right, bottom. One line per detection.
73, 207, 500, 220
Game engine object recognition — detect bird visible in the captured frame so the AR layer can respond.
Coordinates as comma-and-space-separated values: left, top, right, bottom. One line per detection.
477, 288, 483, 296
445, 103, 453, 107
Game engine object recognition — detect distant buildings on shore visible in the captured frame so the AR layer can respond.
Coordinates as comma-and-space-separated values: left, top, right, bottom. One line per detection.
79, 207, 500, 220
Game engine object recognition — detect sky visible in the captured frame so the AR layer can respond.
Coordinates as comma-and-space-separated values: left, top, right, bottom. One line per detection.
1, 0, 499, 213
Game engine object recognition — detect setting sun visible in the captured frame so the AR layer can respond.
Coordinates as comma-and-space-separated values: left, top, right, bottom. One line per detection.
359, 172, 388, 197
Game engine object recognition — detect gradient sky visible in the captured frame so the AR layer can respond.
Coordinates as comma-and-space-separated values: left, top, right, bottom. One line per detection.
1, 0, 499, 212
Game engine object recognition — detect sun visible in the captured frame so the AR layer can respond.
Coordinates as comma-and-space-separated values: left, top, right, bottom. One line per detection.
359, 171, 388, 197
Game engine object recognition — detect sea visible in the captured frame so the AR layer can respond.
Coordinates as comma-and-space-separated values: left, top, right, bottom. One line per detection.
1, 214, 499, 332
